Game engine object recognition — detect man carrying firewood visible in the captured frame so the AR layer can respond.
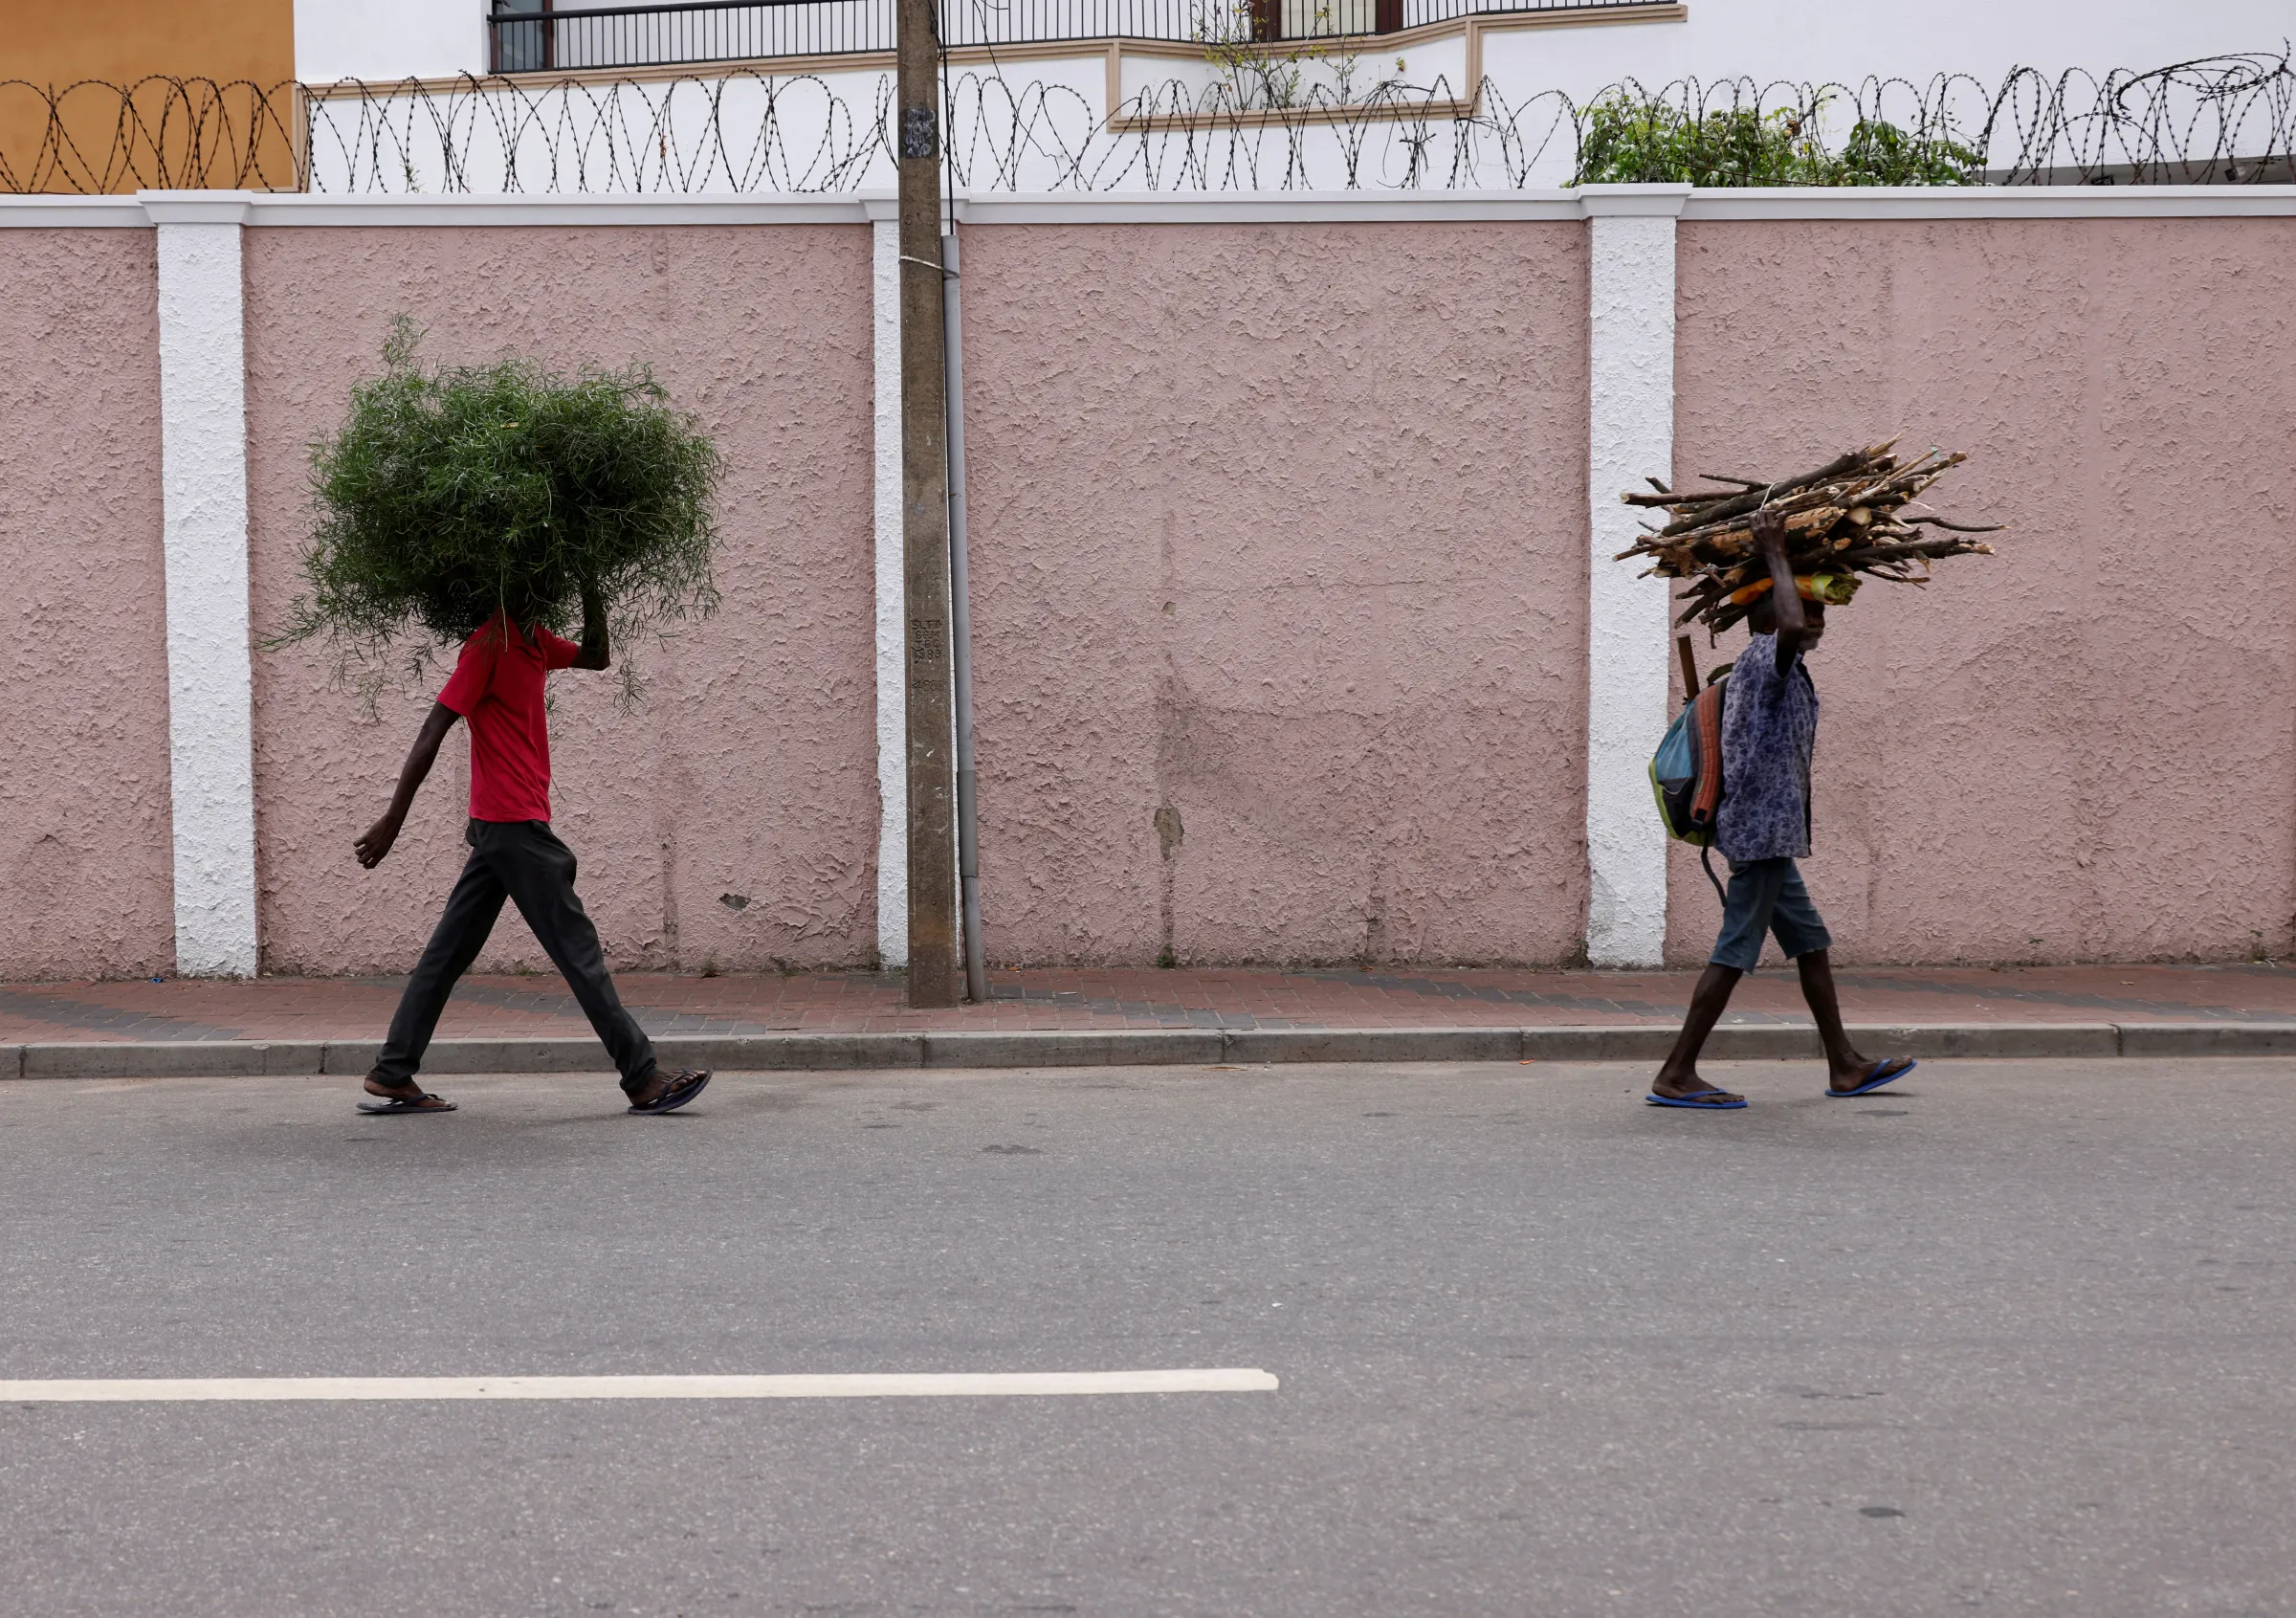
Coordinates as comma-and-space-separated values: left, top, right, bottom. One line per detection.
1646, 509, 1918, 1110
348, 585, 712, 1118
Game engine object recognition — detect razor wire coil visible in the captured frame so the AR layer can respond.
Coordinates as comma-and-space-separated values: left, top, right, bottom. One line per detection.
0, 51, 2287, 195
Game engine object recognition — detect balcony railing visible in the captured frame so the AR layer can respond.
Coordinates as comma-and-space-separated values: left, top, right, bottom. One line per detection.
485, 0, 1660, 72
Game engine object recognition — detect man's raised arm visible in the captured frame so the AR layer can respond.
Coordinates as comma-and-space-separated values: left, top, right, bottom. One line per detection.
571, 584, 611, 671
1755, 509, 1810, 675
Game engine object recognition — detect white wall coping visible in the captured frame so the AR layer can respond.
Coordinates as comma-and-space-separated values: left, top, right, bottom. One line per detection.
955, 192, 1590, 223
0, 196, 153, 227
0, 187, 2289, 228
141, 194, 257, 225
1678, 185, 2296, 219
958, 186, 2295, 222
1573, 185, 1693, 217
221, 192, 877, 226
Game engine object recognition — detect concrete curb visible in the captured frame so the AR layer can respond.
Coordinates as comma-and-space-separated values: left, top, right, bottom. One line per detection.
5, 1021, 2294, 1078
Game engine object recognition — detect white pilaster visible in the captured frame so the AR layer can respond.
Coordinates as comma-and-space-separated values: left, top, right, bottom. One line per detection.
146, 193, 259, 978
1578, 186, 1689, 969
869, 208, 909, 968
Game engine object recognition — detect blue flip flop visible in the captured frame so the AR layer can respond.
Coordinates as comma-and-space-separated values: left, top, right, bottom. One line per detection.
1645, 1089, 1747, 1110
1825, 1057, 1917, 1097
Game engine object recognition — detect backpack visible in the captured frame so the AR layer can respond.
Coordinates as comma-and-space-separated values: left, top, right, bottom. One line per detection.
1650, 639, 1733, 898
1650, 678, 1726, 846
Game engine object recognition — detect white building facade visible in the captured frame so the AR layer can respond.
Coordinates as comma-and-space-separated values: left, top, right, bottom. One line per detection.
291, 1, 2296, 194
290, 1, 2293, 193
296, 0, 2292, 94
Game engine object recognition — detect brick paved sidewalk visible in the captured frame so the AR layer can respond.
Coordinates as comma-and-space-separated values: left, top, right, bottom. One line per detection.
3, 962, 2294, 1046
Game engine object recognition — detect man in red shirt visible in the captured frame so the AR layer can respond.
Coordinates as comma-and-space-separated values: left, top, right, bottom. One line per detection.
350, 587, 710, 1116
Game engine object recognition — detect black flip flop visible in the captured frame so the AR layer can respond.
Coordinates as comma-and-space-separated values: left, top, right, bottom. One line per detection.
628, 1069, 712, 1116
357, 1091, 457, 1115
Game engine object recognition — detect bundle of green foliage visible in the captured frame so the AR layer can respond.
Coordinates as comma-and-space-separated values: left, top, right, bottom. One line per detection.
1572, 92, 1983, 187
276, 318, 724, 698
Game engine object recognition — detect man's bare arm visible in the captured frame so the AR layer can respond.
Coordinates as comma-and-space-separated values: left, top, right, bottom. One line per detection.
1755, 510, 1809, 675
355, 701, 461, 868
570, 584, 610, 671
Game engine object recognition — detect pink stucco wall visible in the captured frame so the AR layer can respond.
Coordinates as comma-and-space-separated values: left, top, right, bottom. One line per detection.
959, 222, 1591, 966
0, 231, 174, 979
11, 208, 2291, 982
244, 225, 878, 975
1668, 217, 2296, 965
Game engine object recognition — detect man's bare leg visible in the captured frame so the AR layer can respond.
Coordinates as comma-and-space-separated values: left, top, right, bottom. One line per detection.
1651, 963, 1747, 1102
1796, 948, 1915, 1094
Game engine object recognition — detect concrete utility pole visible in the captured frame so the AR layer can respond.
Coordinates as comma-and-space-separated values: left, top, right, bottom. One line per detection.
895, 0, 960, 1008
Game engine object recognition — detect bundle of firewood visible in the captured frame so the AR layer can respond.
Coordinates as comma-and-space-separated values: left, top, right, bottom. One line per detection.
1616, 440, 2001, 636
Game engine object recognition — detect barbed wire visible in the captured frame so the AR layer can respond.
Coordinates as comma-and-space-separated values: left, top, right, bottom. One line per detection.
0, 77, 300, 194
2, 51, 2288, 195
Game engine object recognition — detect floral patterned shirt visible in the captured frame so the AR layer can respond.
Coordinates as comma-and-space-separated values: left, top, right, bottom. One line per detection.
1715, 631, 1818, 863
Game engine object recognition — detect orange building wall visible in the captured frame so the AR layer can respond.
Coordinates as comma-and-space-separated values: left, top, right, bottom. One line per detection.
8, 0, 296, 84
2, 0, 298, 191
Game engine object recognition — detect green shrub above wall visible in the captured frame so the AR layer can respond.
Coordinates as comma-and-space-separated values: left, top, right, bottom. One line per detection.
1572, 93, 1984, 187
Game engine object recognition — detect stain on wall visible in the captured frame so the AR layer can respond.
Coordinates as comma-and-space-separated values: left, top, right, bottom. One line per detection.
1669, 217, 2296, 964
0, 230, 174, 979
960, 221, 1593, 966
243, 224, 879, 975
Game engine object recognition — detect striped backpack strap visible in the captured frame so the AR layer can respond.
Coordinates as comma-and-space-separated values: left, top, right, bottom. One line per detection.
1689, 680, 1726, 830
1692, 678, 1729, 903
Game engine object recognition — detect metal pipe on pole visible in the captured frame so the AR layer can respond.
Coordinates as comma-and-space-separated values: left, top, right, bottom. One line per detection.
940, 231, 987, 1005
894, 0, 959, 1008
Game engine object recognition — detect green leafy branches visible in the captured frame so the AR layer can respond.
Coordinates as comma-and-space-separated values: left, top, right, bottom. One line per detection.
1572, 92, 1983, 187
275, 317, 724, 707
1831, 114, 1987, 185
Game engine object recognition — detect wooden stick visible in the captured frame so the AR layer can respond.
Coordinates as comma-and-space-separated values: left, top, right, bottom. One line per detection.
1655, 443, 1891, 536
1900, 515, 2004, 533
1622, 475, 1767, 509
1832, 538, 1995, 566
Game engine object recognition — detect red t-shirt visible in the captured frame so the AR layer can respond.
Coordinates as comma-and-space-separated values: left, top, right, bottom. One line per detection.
435, 614, 581, 822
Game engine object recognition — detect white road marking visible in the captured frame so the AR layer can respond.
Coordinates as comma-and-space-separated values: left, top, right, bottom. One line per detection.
0, 1369, 1279, 1403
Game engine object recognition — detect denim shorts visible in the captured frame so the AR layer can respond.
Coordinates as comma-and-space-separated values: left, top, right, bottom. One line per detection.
1711, 856, 1832, 971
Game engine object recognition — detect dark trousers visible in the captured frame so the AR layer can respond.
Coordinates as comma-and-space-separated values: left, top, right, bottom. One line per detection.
374, 819, 657, 1095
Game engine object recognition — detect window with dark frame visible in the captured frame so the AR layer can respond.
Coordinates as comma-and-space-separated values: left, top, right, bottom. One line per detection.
491, 0, 555, 74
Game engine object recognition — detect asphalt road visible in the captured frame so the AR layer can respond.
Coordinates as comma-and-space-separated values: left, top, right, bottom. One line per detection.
2, 1057, 2290, 1617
